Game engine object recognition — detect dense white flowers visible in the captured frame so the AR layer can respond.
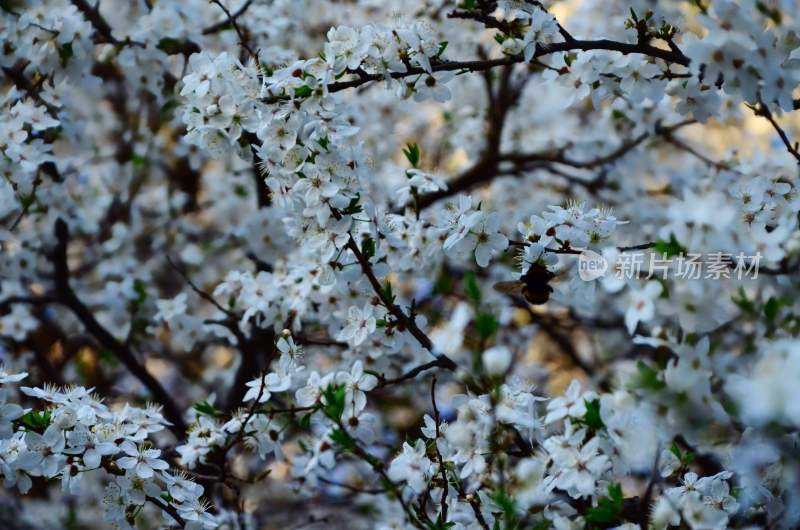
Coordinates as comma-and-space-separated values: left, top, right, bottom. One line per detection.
0, 374, 216, 528
2, 0, 800, 528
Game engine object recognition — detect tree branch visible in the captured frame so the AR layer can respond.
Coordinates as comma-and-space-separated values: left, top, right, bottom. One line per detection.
50, 219, 187, 436
754, 99, 800, 164
208, 0, 258, 63
345, 235, 456, 371
375, 359, 447, 389
202, 0, 256, 35
417, 120, 695, 209
322, 39, 689, 95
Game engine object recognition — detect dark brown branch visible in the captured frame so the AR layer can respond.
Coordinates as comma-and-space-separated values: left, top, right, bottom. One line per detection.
209, 0, 258, 63
0, 296, 56, 313
416, 120, 694, 209
146, 495, 186, 528
662, 133, 730, 170
333, 417, 427, 529
413, 157, 497, 210
502, 119, 695, 170
345, 236, 456, 371
411, 62, 523, 211
165, 257, 270, 413
166, 256, 233, 317
452, 474, 490, 530
261, 36, 690, 104
2, 62, 60, 115
321, 39, 689, 95
71, 0, 116, 44
447, 9, 520, 35
202, 0, 256, 35
430, 377, 449, 523
754, 100, 800, 164
375, 359, 447, 389
71, 0, 199, 55
241, 131, 271, 208
224, 325, 275, 413
221, 368, 266, 455
50, 219, 187, 435
318, 476, 386, 494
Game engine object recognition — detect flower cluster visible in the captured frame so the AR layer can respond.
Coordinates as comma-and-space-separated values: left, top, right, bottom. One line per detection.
2, 0, 800, 528
0, 371, 215, 529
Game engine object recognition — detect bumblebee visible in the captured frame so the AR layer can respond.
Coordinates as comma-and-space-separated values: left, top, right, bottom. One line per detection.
493, 263, 555, 305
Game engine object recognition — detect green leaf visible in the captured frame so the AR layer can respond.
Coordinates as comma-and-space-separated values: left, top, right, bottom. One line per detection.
464, 272, 481, 306
329, 427, 355, 451
97, 348, 118, 367
133, 278, 147, 305
19, 192, 35, 209
362, 237, 376, 260
157, 37, 179, 50
427, 517, 457, 530
160, 492, 175, 504
764, 296, 782, 322
193, 400, 221, 418
653, 234, 687, 258
634, 360, 666, 391
322, 384, 346, 420
58, 42, 74, 66
293, 85, 313, 98
341, 194, 362, 215
19, 410, 52, 433
381, 280, 395, 304
585, 483, 624, 525
488, 488, 518, 530
298, 411, 313, 430
611, 109, 628, 121
436, 41, 449, 58
475, 312, 498, 342
157, 99, 179, 122
402, 143, 420, 168
732, 288, 757, 316
582, 399, 605, 430
131, 154, 148, 169
433, 269, 454, 295
155, 37, 199, 55
656, 277, 670, 300
669, 442, 695, 468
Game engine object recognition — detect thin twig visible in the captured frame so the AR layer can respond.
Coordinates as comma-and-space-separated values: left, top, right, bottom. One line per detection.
754, 99, 800, 164
203, 0, 255, 35
146, 495, 186, 528
209, 0, 259, 64
431, 377, 449, 524
375, 359, 448, 389
345, 235, 457, 371
166, 255, 234, 317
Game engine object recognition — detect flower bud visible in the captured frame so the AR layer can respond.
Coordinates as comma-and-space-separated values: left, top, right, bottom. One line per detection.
482, 345, 512, 376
